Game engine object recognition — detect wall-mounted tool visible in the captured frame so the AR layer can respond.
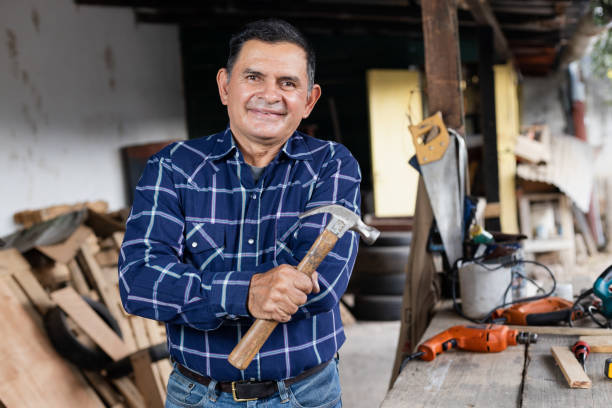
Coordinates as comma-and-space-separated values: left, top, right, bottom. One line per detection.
409, 112, 468, 267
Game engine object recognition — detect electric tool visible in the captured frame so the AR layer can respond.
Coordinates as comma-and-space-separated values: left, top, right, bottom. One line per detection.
401, 324, 537, 366
570, 265, 612, 328
491, 297, 579, 326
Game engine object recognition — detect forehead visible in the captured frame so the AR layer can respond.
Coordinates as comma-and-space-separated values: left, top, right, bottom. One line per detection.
234, 40, 308, 76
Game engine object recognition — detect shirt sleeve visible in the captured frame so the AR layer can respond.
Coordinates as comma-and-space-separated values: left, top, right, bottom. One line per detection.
274, 143, 362, 321
118, 146, 254, 331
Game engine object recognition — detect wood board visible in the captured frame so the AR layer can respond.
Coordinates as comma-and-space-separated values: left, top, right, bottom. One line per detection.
51, 286, 130, 361
0, 276, 104, 407
578, 336, 612, 352
551, 346, 591, 389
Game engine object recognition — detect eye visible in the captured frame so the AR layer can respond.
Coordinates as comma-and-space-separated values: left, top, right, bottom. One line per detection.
246, 74, 259, 81
281, 81, 296, 88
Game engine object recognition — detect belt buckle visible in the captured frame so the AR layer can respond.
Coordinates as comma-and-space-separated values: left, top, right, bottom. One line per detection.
231, 381, 258, 402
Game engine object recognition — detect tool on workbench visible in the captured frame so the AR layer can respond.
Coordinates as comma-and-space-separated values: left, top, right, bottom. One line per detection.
409, 112, 468, 267
572, 340, 590, 371
399, 324, 537, 370
492, 296, 582, 326
605, 357, 612, 379
228, 204, 380, 370
570, 265, 612, 328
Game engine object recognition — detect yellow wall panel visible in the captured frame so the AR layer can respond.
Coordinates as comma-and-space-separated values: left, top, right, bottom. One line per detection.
494, 63, 520, 233
367, 69, 422, 217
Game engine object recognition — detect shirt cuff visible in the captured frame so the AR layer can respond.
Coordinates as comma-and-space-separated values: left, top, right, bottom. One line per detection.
210, 271, 252, 317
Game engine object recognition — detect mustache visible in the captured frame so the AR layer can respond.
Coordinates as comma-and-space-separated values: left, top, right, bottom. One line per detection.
246, 99, 287, 115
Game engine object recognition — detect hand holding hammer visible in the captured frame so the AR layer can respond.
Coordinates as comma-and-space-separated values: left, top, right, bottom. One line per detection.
228, 204, 380, 370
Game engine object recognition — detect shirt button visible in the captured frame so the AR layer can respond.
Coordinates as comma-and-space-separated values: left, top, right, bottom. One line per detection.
191, 242, 198, 248
251, 194, 257, 199
247, 238, 255, 245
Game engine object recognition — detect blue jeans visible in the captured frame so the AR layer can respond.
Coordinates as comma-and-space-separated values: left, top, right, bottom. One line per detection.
165, 358, 342, 408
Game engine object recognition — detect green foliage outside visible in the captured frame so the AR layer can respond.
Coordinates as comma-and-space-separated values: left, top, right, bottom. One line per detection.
591, 0, 612, 81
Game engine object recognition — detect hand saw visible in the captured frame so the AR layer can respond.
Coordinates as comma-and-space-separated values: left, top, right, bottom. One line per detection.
410, 111, 467, 267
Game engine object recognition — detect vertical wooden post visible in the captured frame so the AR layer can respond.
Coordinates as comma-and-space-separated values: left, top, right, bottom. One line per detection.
478, 25, 501, 231
390, 0, 465, 387
421, 0, 464, 129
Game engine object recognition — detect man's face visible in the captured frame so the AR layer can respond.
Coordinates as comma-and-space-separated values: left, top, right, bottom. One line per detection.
217, 40, 321, 147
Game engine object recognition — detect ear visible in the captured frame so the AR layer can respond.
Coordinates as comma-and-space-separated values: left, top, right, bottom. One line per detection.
302, 84, 322, 119
216, 68, 230, 106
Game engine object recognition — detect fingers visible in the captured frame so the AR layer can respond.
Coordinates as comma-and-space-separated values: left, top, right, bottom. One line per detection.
292, 271, 314, 294
311, 271, 320, 294
247, 265, 325, 323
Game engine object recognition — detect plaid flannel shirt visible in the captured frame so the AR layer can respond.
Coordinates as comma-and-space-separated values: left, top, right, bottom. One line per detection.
119, 128, 361, 381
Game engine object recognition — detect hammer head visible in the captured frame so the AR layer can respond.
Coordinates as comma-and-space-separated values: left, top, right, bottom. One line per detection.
299, 204, 380, 245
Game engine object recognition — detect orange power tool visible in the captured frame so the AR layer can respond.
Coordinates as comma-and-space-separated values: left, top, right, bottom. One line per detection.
402, 324, 537, 366
491, 297, 579, 326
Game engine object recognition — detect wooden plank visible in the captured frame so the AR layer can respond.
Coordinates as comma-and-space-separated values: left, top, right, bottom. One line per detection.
494, 63, 520, 233
130, 350, 164, 408
112, 231, 125, 250
508, 325, 612, 336
51, 286, 131, 361
95, 248, 119, 267
0, 276, 104, 407
0, 249, 31, 273
68, 259, 91, 295
578, 336, 612, 352
10, 267, 55, 315
13, 201, 108, 228
112, 378, 146, 408
33, 262, 70, 289
77, 244, 122, 322
83, 371, 124, 407
145, 319, 170, 393
36, 225, 95, 264
465, 0, 511, 60
551, 346, 591, 388
130, 315, 151, 349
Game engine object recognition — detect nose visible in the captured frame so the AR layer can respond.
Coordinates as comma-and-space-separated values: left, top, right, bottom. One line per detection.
258, 79, 281, 104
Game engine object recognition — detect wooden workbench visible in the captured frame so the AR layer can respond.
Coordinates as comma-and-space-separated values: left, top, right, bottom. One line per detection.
382, 306, 612, 407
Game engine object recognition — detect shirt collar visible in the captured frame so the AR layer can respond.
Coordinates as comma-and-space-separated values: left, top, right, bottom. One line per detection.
211, 127, 314, 162
209, 127, 237, 161
281, 131, 314, 161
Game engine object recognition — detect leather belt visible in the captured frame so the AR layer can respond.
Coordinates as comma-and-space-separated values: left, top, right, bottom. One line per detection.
176, 360, 331, 402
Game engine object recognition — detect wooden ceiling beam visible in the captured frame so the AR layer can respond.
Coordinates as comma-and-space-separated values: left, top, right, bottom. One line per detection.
464, 0, 511, 59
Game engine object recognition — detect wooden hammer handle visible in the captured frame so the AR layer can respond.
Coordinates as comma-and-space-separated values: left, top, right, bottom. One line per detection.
228, 229, 339, 370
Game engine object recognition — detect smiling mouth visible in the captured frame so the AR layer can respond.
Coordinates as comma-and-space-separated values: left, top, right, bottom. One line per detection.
249, 109, 286, 119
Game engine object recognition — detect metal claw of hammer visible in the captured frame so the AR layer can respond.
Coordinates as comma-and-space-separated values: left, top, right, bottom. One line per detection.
228, 204, 380, 370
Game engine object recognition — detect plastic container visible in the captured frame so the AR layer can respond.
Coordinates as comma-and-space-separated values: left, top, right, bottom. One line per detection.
459, 261, 512, 319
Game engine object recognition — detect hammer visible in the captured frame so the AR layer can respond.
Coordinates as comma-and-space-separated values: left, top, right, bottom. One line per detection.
228, 204, 380, 370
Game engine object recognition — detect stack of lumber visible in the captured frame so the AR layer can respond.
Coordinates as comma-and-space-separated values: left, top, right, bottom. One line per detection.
13, 201, 109, 228
0, 203, 171, 408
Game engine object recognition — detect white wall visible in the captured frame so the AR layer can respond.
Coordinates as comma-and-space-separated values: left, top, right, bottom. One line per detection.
0, 0, 186, 236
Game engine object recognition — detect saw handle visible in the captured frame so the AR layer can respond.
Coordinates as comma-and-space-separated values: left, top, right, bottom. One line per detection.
228, 229, 339, 370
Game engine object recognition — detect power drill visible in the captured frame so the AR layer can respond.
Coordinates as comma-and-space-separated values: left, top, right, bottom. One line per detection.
593, 265, 612, 319
401, 324, 537, 367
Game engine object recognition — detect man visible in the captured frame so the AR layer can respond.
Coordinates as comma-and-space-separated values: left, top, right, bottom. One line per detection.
119, 19, 361, 407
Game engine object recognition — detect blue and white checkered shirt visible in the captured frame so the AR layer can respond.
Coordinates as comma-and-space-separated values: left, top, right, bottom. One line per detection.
119, 128, 361, 381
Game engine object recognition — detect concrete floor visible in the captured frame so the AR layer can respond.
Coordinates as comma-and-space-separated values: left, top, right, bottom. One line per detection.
339, 321, 400, 408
